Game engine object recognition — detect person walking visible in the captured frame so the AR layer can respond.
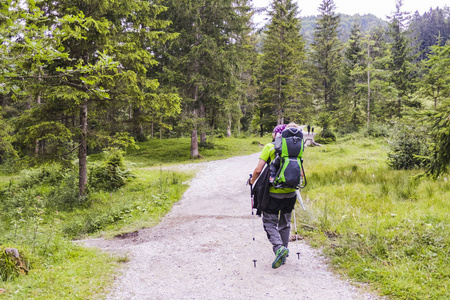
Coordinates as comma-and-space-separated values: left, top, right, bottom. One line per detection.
307, 125, 311, 135
248, 123, 299, 269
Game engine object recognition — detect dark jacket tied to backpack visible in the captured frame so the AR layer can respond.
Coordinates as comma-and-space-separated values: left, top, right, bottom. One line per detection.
252, 163, 271, 216
252, 127, 304, 216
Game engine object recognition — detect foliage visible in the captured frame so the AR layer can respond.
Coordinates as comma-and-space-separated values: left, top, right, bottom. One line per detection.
418, 42, 450, 109
0, 0, 180, 197
258, 0, 309, 126
422, 100, 450, 178
409, 7, 450, 61
365, 122, 390, 138
156, 0, 252, 156
387, 120, 430, 170
311, 0, 342, 112
387, 0, 416, 116
88, 149, 132, 192
0, 108, 17, 164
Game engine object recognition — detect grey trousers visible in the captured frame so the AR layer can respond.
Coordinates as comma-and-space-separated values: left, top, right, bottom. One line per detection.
262, 211, 292, 254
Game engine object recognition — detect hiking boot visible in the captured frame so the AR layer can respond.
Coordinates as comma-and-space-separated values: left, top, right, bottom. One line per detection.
272, 246, 289, 269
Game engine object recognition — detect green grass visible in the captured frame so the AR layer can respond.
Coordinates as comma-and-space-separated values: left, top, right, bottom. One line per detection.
125, 136, 271, 167
1, 243, 119, 299
297, 134, 449, 300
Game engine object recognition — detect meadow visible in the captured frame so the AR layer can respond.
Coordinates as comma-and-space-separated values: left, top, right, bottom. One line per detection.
298, 134, 449, 299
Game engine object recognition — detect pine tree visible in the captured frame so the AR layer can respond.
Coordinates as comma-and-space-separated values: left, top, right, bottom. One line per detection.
259, 0, 308, 126
311, 0, 342, 112
338, 20, 365, 130
419, 38, 450, 109
157, 0, 251, 157
387, 0, 414, 116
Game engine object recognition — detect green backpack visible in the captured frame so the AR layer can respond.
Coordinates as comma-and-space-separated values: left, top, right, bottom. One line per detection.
270, 127, 305, 189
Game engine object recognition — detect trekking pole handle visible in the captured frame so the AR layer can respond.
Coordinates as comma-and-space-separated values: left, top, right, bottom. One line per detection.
299, 160, 307, 189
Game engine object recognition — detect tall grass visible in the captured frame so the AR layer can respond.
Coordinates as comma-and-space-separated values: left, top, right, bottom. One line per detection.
297, 134, 449, 299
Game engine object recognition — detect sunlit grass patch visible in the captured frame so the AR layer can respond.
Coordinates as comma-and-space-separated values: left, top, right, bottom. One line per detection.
126, 136, 272, 167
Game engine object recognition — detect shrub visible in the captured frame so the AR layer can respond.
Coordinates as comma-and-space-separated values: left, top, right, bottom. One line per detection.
17, 163, 68, 189
365, 123, 390, 138
387, 122, 430, 170
315, 129, 337, 144
46, 172, 83, 211
88, 149, 132, 191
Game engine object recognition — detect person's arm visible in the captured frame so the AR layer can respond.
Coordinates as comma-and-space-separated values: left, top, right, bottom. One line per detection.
249, 159, 266, 185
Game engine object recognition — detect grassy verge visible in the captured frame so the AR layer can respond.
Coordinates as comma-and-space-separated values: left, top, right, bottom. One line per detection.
125, 136, 271, 167
297, 134, 449, 299
0, 135, 270, 298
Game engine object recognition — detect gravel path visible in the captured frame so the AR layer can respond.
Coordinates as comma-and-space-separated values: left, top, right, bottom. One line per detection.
84, 153, 381, 300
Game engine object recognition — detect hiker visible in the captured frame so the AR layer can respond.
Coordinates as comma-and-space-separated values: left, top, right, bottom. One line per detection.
248, 123, 300, 269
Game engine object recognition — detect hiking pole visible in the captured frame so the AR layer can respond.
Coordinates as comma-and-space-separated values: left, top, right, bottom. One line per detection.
248, 174, 257, 268
295, 190, 306, 211
296, 160, 307, 211
292, 207, 301, 260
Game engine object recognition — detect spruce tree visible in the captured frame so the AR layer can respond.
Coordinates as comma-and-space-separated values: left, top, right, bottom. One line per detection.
259, 0, 308, 126
339, 20, 365, 130
311, 0, 342, 112
387, 0, 414, 116
157, 0, 251, 157
419, 39, 450, 109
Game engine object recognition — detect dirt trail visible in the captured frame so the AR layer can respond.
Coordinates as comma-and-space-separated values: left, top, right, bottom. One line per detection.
83, 153, 381, 300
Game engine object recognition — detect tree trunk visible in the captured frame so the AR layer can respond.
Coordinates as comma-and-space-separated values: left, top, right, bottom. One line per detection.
35, 69, 42, 156
190, 80, 200, 157
260, 110, 264, 137
151, 121, 154, 139
226, 116, 232, 137
190, 128, 199, 158
79, 98, 88, 198
159, 117, 163, 139
200, 102, 206, 143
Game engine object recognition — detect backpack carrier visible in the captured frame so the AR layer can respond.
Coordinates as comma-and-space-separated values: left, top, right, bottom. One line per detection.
269, 127, 305, 189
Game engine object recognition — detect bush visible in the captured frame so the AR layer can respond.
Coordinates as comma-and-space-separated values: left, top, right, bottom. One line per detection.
17, 163, 68, 189
365, 123, 390, 138
88, 149, 132, 191
46, 172, 83, 211
387, 122, 430, 170
315, 129, 337, 144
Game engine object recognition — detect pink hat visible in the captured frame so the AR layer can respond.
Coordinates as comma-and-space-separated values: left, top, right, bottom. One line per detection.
273, 124, 286, 134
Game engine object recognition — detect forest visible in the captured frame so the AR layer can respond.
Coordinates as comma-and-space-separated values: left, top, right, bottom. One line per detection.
0, 0, 449, 298
1, 0, 449, 194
